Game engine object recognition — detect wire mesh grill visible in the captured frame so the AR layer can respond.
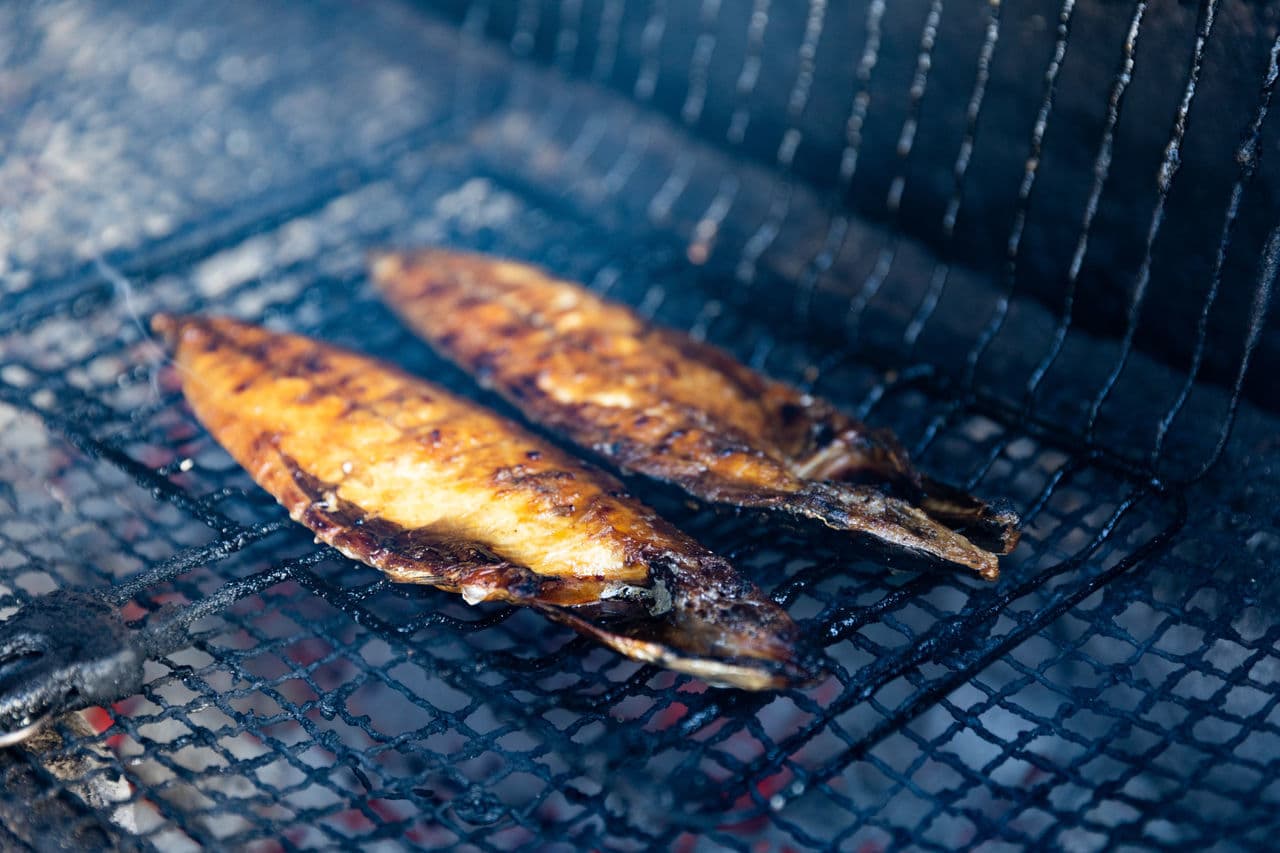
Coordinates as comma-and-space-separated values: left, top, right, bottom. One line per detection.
1, 1, 1278, 849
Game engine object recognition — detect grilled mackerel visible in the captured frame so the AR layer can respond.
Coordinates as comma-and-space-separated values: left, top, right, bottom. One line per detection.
372, 251, 1020, 580
152, 314, 815, 690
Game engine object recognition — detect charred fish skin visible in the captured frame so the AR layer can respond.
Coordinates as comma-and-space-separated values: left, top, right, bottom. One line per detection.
370, 250, 1019, 580
151, 313, 818, 690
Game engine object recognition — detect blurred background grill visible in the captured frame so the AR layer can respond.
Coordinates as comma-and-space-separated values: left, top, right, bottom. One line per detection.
1, 1, 1278, 849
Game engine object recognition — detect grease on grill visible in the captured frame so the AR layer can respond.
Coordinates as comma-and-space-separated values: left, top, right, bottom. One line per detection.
151, 313, 819, 690
372, 250, 1020, 580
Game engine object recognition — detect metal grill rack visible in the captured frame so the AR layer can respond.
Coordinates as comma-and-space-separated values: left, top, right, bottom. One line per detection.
2, 2, 1278, 849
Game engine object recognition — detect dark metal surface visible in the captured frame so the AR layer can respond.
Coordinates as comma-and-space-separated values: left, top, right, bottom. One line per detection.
0, 591, 143, 739
1, 1, 1278, 849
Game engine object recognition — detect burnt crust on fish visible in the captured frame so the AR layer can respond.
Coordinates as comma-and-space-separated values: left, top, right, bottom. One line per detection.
371, 250, 1020, 580
152, 313, 818, 690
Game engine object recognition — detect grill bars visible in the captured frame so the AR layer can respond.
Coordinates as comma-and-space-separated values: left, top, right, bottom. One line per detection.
1, 1, 1278, 849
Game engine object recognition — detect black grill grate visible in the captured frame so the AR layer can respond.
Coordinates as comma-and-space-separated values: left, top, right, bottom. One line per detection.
2, 1, 1278, 849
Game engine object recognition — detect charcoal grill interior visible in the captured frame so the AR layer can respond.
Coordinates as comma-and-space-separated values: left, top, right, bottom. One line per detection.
2, 1, 1279, 849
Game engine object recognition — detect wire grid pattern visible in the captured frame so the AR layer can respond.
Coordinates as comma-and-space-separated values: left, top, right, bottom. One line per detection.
0, 137, 1211, 849
436, 0, 1280, 480
1, 1, 1277, 849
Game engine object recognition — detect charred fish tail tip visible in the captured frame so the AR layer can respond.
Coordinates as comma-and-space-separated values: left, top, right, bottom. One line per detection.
981, 497, 1023, 554
783, 645, 829, 687
795, 482, 1001, 580
682, 591, 826, 688
728, 649, 825, 691
544, 572, 824, 690
916, 477, 1023, 555
0, 591, 145, 746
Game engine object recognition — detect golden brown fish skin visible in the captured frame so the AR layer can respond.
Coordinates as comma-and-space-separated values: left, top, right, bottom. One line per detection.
152, 313, 816, 690
370, 250, 1019, 581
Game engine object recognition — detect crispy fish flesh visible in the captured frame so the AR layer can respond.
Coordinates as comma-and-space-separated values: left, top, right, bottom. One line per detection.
152, 314, 816, 690
372, 251, 1020, 581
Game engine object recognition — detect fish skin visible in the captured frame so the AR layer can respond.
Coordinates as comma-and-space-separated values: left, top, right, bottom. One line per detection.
152, 313, 818, 690
371, 250, 1020, 581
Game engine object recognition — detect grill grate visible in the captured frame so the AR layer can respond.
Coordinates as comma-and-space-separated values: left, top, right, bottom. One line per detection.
2, 1, 1279, 849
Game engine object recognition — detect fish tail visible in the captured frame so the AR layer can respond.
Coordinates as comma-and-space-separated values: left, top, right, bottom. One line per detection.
792, 482, 1001, 580
917, 477, 1022, 555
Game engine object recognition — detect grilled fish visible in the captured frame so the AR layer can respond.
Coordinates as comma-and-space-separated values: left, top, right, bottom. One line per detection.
152, 314, 816, 690
372, 251, 1020, 580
